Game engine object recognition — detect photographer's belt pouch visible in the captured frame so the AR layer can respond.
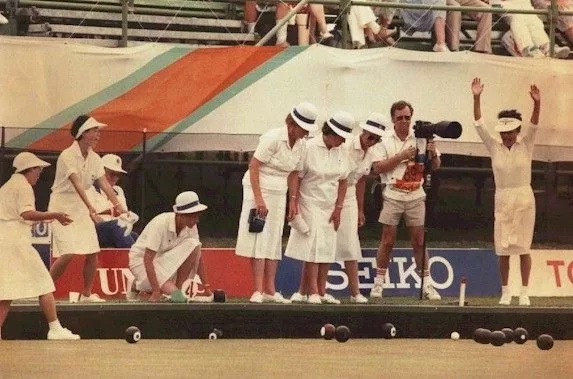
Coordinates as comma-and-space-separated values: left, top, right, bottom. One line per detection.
248, 208, 266, 233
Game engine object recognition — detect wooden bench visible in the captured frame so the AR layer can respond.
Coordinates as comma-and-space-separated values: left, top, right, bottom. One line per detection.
16, 0, 255, 45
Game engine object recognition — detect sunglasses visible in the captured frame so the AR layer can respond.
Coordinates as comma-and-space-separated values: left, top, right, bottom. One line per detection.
395, 115, 411, 121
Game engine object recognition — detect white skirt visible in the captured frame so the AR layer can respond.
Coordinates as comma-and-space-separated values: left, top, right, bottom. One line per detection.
494, 186, 535, 256
0, 220, 55, 300
285, 198, 337, 263
335, 191, 362, 261
235, 185, 286, 260
129, 238, 201, 292
49, 192, 100, 257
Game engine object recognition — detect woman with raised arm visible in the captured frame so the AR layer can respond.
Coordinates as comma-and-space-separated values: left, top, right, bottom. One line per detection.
471, 77, 541, 306
0, 152, 79, 340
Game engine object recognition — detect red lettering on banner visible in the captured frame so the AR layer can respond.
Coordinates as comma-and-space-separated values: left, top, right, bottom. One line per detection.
546, 260, 564, 287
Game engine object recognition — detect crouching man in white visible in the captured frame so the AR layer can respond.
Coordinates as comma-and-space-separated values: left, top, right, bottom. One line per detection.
127, 191, 207, 303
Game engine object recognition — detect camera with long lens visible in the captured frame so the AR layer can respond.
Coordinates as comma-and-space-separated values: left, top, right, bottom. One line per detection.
413, 121, 463, 140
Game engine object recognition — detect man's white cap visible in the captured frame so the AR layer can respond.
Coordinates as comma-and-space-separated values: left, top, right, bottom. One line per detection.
75, 116, 106, 139
173, 191, 208, 214
13, 152, 50, 173
291, 102, 318, 132
495, 117, 521, 132
327, 111, 355, 139
102, 154, 127, 173
359, 112, 390, 137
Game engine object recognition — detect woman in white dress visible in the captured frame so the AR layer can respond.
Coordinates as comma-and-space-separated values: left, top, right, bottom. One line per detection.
49, 115, 127, 303
236, 102, 318, 304
0, 152, 79, 340
334, 113, 389, 304
471, 78, 540, 306
286, 111, 354, 304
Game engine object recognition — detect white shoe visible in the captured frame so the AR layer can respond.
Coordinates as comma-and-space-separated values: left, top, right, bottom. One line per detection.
79, 293, 105, 303
0, 13, 8, 25
350, 294, 368, 304
263, 292, 292, 304
552, 46, 570, 59
501, 31, 522, 57
249, 291, 263, 303
321, 294, 341, 305
189, 293, 214, 303
528, 47, 545, 59
432, 43, 450, 53
499, 293, 512, 305
306, 294, 322, 304
519, 295, 531, 306
370, 279, 384, 298
47, 327, 80, 340
290, 292, 307, 303
423, 284, 441, 300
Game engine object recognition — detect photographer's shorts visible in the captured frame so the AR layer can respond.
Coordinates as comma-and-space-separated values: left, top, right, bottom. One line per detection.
378, 197, 425, 227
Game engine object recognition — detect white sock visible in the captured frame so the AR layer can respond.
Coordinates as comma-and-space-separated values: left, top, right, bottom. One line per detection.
520, 286, 528, 296
247, 22, 256, 34
501, 285, 510, 295
48, 319, 63, 330
275, 23, 288, 45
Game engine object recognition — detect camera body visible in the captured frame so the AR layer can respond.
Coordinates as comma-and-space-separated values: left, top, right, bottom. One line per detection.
413, 120, 463, 140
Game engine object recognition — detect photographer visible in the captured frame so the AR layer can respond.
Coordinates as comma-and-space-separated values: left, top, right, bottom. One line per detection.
370, 100, 441, 300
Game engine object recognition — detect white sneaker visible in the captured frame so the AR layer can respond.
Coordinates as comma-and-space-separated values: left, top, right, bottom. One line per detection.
321, 294, 341, 305
432, 43, 450, 53
370, 279, 384, 298
553, 46, 570, 59
307, 294, 322, 304
47, 327, 80, 340
499, 293, 512, 305
79, 293, 105, 303
263, 292, 292, 304
249, 291, 263, 303
290, 292, 307, 303
423, 284, 441, 300
501, 31, 522, 57
528, 47, 545, 59
0, 13, 8, 25
519, 295, 531, 306
350, 294, 368, 304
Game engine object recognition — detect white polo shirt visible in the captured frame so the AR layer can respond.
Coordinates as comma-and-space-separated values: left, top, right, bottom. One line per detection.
298, 135, 350, 207
242, 127, 305, 192
129, 212, 199, 261
474, 118, 536, 189
86, 185, 128, 222
378, 130, 440, 202
51, 141, 104, 194
0, 174, 35, 223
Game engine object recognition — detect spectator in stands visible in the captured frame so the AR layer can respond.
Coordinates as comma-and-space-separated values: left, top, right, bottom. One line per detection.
334, 113, 389, 304
236, 102, 318, 304
498, 0, 570, 58
347, 6, 395, 48
471, 77, 540, 306
127, 191, 206, 303
400, 0, 450, 52
446, 0, 493, 53
369, 101, 442, 300
87, 154, 138, 248
532, 0, 573, 46
49, 115, 127, 303
286, 111, 353, 305
0, 152, 79, 340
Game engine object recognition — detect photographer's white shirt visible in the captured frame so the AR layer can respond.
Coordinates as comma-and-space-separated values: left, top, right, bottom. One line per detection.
377, 130, 439, 202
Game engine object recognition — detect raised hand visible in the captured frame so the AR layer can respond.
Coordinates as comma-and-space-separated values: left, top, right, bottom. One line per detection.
529, 84, 540, 103
471, 77, 484, 96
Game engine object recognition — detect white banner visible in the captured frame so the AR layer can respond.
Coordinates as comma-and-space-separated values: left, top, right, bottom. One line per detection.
508, 250, 573, 296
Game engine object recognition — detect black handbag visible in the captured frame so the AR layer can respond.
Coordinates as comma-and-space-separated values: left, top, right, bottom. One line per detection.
248, 208, 266, 233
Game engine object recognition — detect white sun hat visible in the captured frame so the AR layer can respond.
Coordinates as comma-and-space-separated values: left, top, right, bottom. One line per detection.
359, 112, 390, 137
173, 191, 208, 214
102, 154, 127, 173
13, 152, 50, 173
75, 116, 106, 139
494, 117, 522, 132
327, 111, 355, 139
291, 102, 318, 132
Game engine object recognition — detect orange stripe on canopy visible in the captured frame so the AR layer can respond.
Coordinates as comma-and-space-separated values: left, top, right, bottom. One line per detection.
30, 46, 284, 152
